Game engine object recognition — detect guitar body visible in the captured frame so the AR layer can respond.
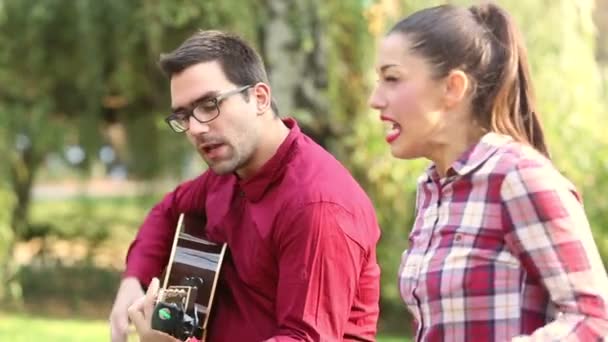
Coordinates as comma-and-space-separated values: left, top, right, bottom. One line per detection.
155, 213, 227, 340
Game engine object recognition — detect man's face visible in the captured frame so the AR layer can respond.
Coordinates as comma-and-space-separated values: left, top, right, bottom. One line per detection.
170, 61, 261, 175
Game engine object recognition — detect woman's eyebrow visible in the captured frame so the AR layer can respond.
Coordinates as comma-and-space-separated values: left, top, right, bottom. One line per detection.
379, 64, 399, 73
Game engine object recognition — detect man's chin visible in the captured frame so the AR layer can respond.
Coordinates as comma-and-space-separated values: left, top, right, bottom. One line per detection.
205, 160, 237, 175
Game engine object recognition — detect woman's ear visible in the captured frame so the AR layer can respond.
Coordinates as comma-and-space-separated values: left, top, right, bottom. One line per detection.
443, 69, 469, 109
252, 82, 272, 115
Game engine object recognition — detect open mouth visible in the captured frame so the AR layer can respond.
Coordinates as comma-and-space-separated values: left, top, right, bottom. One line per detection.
202, 143, 223, 154
200, 142, 227, 160
383, 119, 402, 143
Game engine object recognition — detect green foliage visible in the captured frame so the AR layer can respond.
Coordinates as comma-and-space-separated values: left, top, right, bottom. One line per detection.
0, 186, 16, 301
0, 0, 266, 179
29, 195, 158, 240
18, 263, 121, 305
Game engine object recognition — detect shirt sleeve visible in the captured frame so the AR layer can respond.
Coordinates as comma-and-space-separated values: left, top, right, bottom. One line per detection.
500, 161, 608, 341
268, 202, 368, 341
123, 173, 209, 286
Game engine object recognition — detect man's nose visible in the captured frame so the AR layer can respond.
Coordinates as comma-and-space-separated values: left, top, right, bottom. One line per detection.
188, 116, 211, 134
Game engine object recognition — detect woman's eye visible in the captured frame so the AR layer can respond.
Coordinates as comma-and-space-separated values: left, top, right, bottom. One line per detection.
384, 76, 398, 82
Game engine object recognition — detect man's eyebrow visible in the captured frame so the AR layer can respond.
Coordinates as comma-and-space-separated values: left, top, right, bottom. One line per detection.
171, 90, 218, 112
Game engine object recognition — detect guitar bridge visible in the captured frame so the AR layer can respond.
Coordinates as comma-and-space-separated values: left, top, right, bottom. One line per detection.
158, 286, 194, 312
158, 276, 204, 312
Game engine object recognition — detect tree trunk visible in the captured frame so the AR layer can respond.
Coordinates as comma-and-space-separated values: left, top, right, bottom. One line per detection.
260, 0, 333, 148
594, 0, 608, 92
10, 149, 35, 238
1, 142, 39, 304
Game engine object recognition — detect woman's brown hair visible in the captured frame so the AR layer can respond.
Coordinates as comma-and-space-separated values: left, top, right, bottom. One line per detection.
390, 3, 549, 158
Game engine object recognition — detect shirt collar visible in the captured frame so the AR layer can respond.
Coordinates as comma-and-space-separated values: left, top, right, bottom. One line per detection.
237, 117, 300, 202
425, 132, 512, 182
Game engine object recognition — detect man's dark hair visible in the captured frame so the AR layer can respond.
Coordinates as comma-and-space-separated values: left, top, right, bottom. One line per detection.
160, 30, 279, 115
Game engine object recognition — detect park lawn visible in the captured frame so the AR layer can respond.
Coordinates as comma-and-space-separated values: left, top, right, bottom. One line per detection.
0, 312, 408, 341
0, 312, 110, 342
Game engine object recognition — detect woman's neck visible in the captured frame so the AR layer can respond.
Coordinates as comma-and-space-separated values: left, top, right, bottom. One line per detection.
429, 122, 486, 178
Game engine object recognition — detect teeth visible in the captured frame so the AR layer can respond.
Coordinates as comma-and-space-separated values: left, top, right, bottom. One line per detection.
385, 122, 401, 135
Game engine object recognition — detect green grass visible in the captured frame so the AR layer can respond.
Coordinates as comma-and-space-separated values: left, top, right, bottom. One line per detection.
0, 313, 408, 341
0, 313, 110, 342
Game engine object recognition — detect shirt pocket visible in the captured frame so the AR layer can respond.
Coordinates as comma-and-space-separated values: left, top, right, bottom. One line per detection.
429, 229, 520, 299
448, 228, 507, 268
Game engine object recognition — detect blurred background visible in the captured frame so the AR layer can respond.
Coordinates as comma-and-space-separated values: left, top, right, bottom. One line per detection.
0, 0, 607, 341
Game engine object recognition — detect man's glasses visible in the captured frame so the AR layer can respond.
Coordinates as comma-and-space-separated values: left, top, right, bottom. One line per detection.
165, 85, 253, 133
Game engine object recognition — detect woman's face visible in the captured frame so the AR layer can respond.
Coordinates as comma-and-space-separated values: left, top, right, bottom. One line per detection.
369, 33, 447, 159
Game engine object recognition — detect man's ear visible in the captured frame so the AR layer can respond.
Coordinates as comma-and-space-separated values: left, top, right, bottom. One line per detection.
443, 69, 469, 109
252, 83, 272, 115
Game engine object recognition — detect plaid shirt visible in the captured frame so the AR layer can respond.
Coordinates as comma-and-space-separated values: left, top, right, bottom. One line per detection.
399, 133, 608, 341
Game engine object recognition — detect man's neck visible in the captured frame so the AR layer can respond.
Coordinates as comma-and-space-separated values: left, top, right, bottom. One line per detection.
236, 117, 289, 180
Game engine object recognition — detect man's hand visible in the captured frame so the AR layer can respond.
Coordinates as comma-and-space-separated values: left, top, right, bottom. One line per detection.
127, 277, 180, 342
109, 277, 145, 342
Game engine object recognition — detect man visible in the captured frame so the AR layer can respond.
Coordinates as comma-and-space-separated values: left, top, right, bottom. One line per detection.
109, 30, 381, 342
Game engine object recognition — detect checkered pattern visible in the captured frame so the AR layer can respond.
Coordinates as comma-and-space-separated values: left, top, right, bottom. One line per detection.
399, 133, 608, 341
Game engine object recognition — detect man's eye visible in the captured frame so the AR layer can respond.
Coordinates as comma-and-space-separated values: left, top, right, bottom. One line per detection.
174, 112, 189, 120
197, 101, 217, 113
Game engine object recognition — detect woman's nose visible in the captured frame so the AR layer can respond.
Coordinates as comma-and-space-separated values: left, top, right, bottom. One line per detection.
368, 87, 386, 110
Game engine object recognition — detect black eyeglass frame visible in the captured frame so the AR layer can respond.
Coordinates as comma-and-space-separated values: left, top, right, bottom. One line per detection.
164, 84, 253, 133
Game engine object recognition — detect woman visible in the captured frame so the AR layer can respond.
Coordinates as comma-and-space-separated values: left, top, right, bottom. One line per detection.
369, 3, 608, 341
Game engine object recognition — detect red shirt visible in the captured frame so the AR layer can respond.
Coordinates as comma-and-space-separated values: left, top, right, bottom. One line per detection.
124, 118, 381, 341
401, 133, 608, 341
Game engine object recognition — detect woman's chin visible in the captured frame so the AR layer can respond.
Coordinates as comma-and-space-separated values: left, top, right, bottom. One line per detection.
390, 144, 417, 160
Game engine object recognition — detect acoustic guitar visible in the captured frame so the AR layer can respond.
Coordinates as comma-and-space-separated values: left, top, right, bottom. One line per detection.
152, 213, 227, 341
